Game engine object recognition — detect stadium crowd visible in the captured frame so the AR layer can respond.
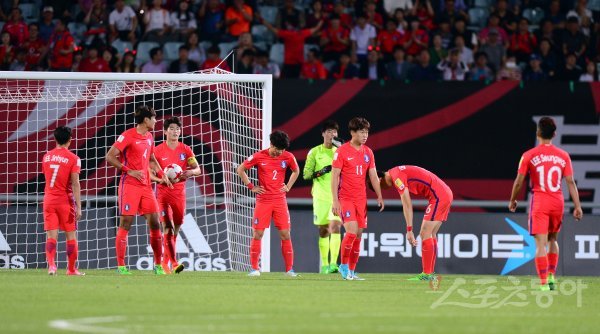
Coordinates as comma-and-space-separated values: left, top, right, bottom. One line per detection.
1, 0, 600, 80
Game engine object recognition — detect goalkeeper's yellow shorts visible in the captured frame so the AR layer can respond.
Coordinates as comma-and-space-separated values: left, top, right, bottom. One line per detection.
313, 200, 341, 226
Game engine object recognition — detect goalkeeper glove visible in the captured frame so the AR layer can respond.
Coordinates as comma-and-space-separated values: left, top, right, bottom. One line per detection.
312, 165, 332, 179
332, 136, 344, 148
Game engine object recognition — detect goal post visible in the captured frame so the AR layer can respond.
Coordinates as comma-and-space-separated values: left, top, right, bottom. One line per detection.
0, 70, 272, 272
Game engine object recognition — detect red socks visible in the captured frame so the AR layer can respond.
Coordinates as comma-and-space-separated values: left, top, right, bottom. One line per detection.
66, 239, 78, 272
46, 238, 57, 268
149, 228, 163, 265
431, 238, 438, 273
348, 237, 362, 271
250, 238, 261, 270
281, 239, 294, 272
547, 253, 558, 275
535, 256, 549, 284
421, 238, 435, 274
341, 233, 357, 265
168, 234, 178, 266
115, 228, 129, 267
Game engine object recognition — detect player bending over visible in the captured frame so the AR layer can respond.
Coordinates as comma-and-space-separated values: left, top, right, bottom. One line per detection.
509, 116, 582, 291
105, 105, 172, 275
42, 126, 84, 276
303, 120, 343, 274
237, 130, 300, 277
331, 117, 384, 280
379, 165, 453, 281
152, 117, 201, 274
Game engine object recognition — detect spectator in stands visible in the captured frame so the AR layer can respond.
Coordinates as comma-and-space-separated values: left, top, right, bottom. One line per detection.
48, 19, 75, 71
469, 52, 494, 81
435, 0, 468, 27
538, 38, 558, 77
546, 0, 565, 28
186, 32, 206, 65
408, 48, 440, 80
9, 48, 27, 71
38, 6, 56, 44
561, 17, 587, 63
555, 52, 582, 80
171, 0, 197, 42
454, 35, 473, 66
377, 20, 403, 62
198, 0, 225, 43
386, 46, 411, 80
201, 45, 231, 71
143, 0, 172, 44
333, 2, 353, 30
306, 0, 328, 37
22, 23, 47, 71
434, 19, 453, 50
412, 0, 435, 31
491, 0, 517, 31
83, 0, 108, 46
71, 49, 83, 72
566, 0, 593, 27
225, 0, 253, 40
479, 29, 506, 73
579, 61, 597, 82
535, 20, 557, 50
351, 14, 377, 69
365, 1, 384, 31
234, 49, 255, 74
78, 45, 111, 72
300, 48, 327, 79
234, 32, 258, 62
384, 0, 414, 19
103, 47, 119, 72
2, 7, 29, 46
109, 0, 138, 45
276, 0, 305, 29
394, 9, 409, 34
479, 14, 509, 46
168, 44, 200, 73
360, 49, 387, 80
330, 52, 360, 79
0, 32, 14, 70
141, 47, 168, 73
320, 15, 350, 63
496, 56, 522, 80
509, 18, 537, 64
403, 18, 429, 61
522, 53, 548, 81
438, 48, 469, 81
429, 34, 448, 65
117, 51, 139, 72
453, 18, 475, 49
253, 50, 281, 78
438, 0, 468, 12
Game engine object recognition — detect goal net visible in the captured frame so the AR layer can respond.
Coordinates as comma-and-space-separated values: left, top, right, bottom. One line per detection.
0, 70, 272, 272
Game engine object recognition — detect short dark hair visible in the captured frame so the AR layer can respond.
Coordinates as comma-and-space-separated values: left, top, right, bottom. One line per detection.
538, 117, 556, 139
164, 117, 181, 129
150, 47, 162, 59
321, 120, 339, 133
270, 130, 290, 149
179, 45, 189, 52
207, 45, 221, 55
134, 105, 156, 124
348, 117, 370, 132
54, 126, 72, 145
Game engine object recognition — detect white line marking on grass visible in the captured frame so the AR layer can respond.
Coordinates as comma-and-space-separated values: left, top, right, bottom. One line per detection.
48, 316, 127, 333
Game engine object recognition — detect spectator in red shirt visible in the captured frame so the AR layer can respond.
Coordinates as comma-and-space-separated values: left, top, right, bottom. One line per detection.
377, 20, 403, 62
48, 18, 75, 71
78, 46, 112, 72
365, 1, 383, 31
201, 45, 231, 71
320, 15, 350, 62
301, 48, 328, 79
22, 23, 48, 71
509, 18, 538, 64
403, 19, 429, 60
330, 52, 360, 79
2, 7, 29, 46
0, 32, 14, 70
333, 2, 353, 30
411, 0, 435, 31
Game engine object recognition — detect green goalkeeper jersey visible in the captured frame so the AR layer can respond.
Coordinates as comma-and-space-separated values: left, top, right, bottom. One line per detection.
303, 144, 337, 202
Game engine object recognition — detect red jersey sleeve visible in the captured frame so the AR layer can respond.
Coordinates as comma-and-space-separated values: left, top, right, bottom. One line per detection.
392, 170, 408, 194
301, 29, 312, 38
288, 153, 299, 171
564, 153, 573, 177
243, 152, 259, 169
185, 145, 196, 166
113, 132, 130, 153
367, 147, 376, 169
278, 30, 292, 40
517, 152, 529, 175
332, 148, 344, 169
71, 156, 82, 174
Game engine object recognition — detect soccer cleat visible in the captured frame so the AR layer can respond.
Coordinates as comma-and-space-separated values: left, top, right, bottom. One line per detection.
66, 269, 86, 276
548, 273, 556, 291
117, 266, 132, 275
329, 263, 339, 273
174, 263, 185, 274
154, 265, 166, 275
407, 272, 431, 281
285, 269, 299, 277
161, 262, 172, 274
350, 271, 365, 281
338, 264, 349, 280
320, 265, 330, 274
540, 284, 551, 291
48, 265, 57, 276
248, 269, 261, 277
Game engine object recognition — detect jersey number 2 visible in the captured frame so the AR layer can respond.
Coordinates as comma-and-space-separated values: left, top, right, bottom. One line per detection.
536, 165, 562, 192
272, 170, 278, 180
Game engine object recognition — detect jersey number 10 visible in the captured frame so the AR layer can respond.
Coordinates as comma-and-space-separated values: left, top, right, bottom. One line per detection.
536, 165, 562, 192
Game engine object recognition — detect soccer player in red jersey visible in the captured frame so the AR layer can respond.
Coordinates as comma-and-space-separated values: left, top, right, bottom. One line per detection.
331, 117, 384, 280
378, 165, 453, 281
509, 117, 583, 291
105, 105, 172, 275
236, 130, 300, 277
42, 126, 84, 276
153, 117, 201, 274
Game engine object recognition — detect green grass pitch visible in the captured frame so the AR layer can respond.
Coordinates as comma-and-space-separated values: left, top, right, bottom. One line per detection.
1, 270, 598, 333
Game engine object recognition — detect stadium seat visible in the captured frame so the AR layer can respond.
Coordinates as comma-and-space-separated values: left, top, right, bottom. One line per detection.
269, 43, 285, 66
18, 3, 37, 23
467, 8, 489, 30
254, 41, 267, 52
588, 0, 600, 11
218, 41, 238, 59
474, 0, 492, 8
67, 22, 88, 44
136, 41, 160, 66
522, 8, 545, 25
200, 41, 212, 51
111, 40, 133, 55
163, 42, 184, 61
258, 6, 278, 24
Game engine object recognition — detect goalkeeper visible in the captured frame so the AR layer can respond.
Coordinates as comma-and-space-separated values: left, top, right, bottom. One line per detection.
303, 120, 343, 274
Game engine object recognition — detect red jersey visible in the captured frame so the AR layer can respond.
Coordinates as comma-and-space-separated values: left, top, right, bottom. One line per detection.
332, 142, 375, 201
2, 21, 29, 45
509, 32, 537, 54
405, 29, 429, 56
242, 149, 299, 202
154, 142, 195, 196
377, 30, 403, 54
387, 165, 448, 201
49, 31, 75, 69
78, 58, 112, 72
112, 128, 155, 187
42, 147, 81, 207
322, 27, 349, 52
301, 61, 327, 79
278, 29, 312, 65
22, 38, 46, 70
518, 144, 573, 201
201, 58, 231, 71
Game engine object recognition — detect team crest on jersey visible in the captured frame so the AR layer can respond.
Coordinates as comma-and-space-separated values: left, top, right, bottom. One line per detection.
281, 161, 287, 169
364, 154, 370, 163
253, 218, 259, 225
345, 211, 351, 218
124, 204, 130, 211
161, 211, 166, 217
395, 178, 405, 190
180, 153, 186, 161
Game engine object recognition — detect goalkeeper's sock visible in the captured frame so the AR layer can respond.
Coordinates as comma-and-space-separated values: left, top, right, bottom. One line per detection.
329, 233, 341, 265
431, 238, 438, 273
281, 239, 294, 272
535, 256, 549, 285
548, 252, 558, 275
149, 228, 163, 266
348, 236, 361, 271
318, 236, 330, 267
421, 238, 435, 274
45, 238, 57, 268
115, 228, 129, 267
66, 239, 78, 272
250, 238, 261, 270
340, 233, 356, 265
168, 234, 178, 266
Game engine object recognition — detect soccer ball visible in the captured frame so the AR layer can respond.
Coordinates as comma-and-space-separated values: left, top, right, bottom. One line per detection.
164, 164, 183, 181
